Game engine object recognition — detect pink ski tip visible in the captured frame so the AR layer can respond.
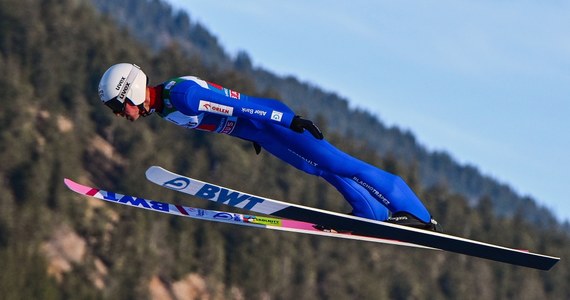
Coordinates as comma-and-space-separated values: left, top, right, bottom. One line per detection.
64, 178, 97, 195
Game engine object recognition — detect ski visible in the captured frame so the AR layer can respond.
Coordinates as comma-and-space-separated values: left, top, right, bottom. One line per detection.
63, 178, 435, 249
145, 166, 560, 270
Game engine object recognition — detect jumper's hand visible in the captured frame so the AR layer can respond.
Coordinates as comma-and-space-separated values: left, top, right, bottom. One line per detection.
289, 116, 324, 140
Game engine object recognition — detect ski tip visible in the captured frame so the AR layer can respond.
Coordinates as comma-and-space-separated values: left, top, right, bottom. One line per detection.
146, 166, 177, 180
63, 178, 92, 195
63, 178, 74, 188
145, 166, 163, 178
63, 178, 82, 191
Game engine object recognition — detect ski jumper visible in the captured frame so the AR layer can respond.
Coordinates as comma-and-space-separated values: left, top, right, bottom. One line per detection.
157, 76, 431, 222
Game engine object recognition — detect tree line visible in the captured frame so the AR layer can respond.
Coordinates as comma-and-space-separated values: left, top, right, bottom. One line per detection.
0, 0, 568, 298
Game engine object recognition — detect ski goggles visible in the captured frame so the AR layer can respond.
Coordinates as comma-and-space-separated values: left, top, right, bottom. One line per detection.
105, 98, 153, 117
104, 97, 128, 114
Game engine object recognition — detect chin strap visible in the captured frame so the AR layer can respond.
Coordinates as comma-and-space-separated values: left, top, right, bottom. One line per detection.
137, 104, 154, 117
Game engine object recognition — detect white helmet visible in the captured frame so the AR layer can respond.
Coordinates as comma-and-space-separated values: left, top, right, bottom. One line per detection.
98, 63, 148, 114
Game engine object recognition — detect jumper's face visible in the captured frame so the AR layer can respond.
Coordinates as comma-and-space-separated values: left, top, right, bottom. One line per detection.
114, 87, 150, 122
116, 100, 142, 121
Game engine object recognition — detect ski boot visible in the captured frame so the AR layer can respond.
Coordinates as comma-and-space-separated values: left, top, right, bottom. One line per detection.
386, 212, 444, 233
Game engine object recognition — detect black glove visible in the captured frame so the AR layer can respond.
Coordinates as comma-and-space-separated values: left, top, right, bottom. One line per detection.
289, 116, 324, 140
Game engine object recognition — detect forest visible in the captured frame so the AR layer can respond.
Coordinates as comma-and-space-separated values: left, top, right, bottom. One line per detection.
0, 0, 568, 299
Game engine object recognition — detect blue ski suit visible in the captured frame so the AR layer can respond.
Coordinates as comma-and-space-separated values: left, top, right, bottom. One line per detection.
157, 76, 431, 222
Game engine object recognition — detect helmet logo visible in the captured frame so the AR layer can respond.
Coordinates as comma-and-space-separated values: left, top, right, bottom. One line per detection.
118, 82, 131, 101
115, 76, 126, 90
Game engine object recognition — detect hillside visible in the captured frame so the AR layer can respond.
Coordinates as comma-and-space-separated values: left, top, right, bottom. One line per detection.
0, 0, 568, 298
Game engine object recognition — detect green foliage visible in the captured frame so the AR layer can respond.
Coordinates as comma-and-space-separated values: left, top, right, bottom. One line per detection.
0, 0, 568, 298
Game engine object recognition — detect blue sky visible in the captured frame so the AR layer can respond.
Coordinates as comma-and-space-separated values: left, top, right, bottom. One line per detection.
169, 0, 570, 222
